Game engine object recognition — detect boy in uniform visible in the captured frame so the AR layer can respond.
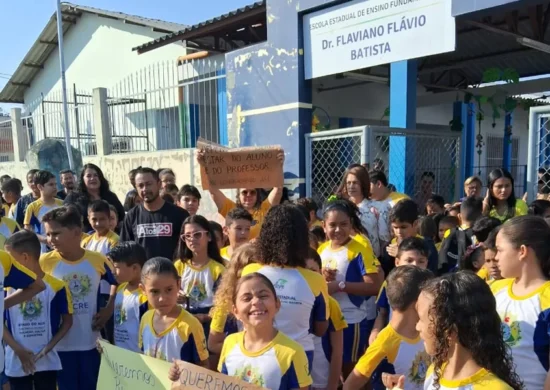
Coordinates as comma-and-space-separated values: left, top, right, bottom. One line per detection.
40, 207, 117, 390
24, 171, 63, 253
108, 242, 149, 353
4, 231, 73, 390
220, 208, 252, 262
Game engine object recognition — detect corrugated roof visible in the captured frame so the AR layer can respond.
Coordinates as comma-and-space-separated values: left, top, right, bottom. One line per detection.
133, 1, 266, 54
0, 2, 187, 104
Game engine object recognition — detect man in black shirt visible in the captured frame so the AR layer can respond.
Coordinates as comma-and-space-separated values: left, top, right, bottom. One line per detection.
121, 167, 189, 260
57, 169, 76, 200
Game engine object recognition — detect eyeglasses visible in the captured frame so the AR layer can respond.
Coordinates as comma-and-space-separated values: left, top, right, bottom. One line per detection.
181, 231, 209, 241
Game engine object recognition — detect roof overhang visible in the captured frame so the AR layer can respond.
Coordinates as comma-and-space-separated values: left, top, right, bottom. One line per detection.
133, 1, 266, 55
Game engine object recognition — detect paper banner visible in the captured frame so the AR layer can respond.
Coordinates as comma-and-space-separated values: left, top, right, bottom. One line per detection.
197, 138, 284, 190
170, 359, 264, 390
98, 340, 173, 390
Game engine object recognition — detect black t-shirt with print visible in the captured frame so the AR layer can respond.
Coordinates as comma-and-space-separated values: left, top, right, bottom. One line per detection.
121, 201, 189, 260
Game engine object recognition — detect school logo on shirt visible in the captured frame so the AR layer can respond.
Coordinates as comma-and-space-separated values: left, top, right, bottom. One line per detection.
146, 348, 167, 361
324, 258, 337, 270
187, 281, 207, 302
19, 296, 43, 320
234, 365, 266, 387
136, 223, 173, 237
114, 304, 127, 325
63, 273, 92, 301
500, 312, 522, 347
408, 350, 430, 384
273, 279, 288, 290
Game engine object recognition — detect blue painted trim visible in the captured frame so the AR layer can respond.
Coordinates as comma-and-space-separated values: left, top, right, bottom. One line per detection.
503, 112, 513, 171
466, 103, 476, 176
389, 60, 417, 195
217, 69, 228, 146
189, 104, 200, 148
455, 101, 468, 194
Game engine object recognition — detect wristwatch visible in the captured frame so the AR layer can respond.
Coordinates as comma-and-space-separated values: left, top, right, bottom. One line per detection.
338, 281, 346, 292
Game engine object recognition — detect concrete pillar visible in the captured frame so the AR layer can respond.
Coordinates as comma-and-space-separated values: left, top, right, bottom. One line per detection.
92, 88, 112, 156
389, 60, 417, 196
10, 108, 26, 162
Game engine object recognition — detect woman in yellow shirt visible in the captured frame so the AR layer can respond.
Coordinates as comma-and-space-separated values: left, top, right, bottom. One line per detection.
196, 150, 284, 239
482, 168, 527, 223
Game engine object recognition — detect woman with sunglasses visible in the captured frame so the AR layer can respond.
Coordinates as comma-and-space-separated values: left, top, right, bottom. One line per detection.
196, 150, 284, 239
174, 215, 226, 343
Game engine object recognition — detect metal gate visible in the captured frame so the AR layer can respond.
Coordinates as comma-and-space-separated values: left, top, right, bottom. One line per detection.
305, 126, 462, 206
527, 105, 550, 201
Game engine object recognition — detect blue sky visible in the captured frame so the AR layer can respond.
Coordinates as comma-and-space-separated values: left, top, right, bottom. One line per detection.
0, 0, 254, 113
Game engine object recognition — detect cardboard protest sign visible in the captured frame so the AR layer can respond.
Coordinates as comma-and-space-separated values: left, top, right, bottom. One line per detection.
170, 359, 264, 390
97, 340, 173, 390
197, 138, 284, 190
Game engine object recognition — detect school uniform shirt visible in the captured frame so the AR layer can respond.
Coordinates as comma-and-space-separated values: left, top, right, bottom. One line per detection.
210, 309, 242, 335
219, 199, 270, 240
0, 217, 20, 250
312, 297, 348, 388
220, 246, 230, 262
385, 191, 409, 207
2, 203, 9, 217
39, 249, 117, 352
491, 279, 550, 390
4, 274, 72, 377
488, 199, 528, 222
241, 263, 329, 352
386, 235, 439, 275
13, 193, 38, 227
376, 281, 392, 319
355, 325, 429, 390
318, 239, 379, 323
219, 331, 312, 390
174, 259, 225, 310
81, 231, 119, 256
0, 250, 38, 372
351, 234, 380, 267
424, 364, 512, 389
357, 199, 391, 258
138, 308, 209, 363
82, 231, 120, 295
24, 199, 63, 253
114, 283, 148, 353
8, 203, 16, 219
121, 202, 189, 260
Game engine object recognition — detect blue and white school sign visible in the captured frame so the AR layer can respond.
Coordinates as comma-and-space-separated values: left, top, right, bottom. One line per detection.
303, 0, 456, 79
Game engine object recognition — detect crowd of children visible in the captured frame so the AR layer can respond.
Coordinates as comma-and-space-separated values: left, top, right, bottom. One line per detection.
0, 161, 547, 390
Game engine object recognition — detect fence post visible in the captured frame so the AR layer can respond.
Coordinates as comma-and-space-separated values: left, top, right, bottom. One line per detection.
93, 88, 112, 156
503, 112, 513, 171
10, 108, 25, 162
527, 107, 540, 202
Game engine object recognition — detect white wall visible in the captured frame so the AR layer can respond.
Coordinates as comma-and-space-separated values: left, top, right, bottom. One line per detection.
24, 13, 186, 103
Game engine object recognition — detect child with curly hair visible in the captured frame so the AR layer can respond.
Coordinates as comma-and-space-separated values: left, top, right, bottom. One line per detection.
384, 271, 522, 389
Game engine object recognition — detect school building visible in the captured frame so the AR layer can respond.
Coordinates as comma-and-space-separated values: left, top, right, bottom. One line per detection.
3, 0, 550, 208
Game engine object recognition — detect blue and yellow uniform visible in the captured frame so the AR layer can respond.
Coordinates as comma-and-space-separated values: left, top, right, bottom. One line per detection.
312, 297, 348, 388
5, 274, 72, 378
0, 251, 38, 375
355, 325, 429, 390
241, 263, 329, 366
174, 259, 225, 313
113, 283, 148, 353
40, 249, 117, 390
220, 246, 230, 262
139, 307, 209, 364
219, 331, 312, 390
0, 217, 20, 250
318, 239, 379, 363
219, 199, 271, 240
491, 278, 550, 390
424, 364, 512, 389
24, 199, 63, 252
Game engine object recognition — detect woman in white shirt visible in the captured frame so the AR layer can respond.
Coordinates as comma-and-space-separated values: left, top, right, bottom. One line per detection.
337, 164, 391, 258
